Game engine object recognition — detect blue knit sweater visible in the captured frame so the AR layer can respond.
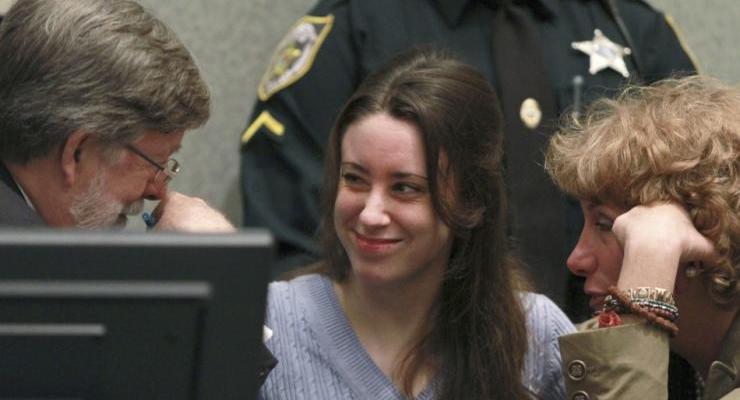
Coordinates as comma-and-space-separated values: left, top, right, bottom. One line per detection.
259, 274, 574, 399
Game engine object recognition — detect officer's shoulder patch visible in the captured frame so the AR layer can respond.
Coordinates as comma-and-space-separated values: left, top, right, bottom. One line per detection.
258, 14, 334, 102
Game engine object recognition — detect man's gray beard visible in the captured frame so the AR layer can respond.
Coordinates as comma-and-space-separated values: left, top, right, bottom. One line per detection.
69, 174, 144, 229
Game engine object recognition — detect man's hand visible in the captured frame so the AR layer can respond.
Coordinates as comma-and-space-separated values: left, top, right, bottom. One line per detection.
151, 191, 236, 233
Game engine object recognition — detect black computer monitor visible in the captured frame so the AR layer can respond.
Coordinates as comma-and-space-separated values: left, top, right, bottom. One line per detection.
0, 229, 273, 400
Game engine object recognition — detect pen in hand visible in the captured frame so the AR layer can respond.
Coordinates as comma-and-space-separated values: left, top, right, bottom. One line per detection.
142, 212, 157, 229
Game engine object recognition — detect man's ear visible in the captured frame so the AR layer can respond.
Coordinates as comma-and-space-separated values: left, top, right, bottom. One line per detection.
60, 131, 90, 186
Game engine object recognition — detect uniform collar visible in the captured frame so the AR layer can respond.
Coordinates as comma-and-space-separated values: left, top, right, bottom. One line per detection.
704, 313, 740, 400
436, 0, 558, 27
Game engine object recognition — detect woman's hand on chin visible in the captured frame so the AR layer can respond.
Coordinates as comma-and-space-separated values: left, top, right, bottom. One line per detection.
612, 202, 718, 290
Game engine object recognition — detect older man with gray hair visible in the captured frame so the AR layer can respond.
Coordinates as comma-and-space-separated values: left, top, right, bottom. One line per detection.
0, 0, 227, 231
0, 0, 276, 384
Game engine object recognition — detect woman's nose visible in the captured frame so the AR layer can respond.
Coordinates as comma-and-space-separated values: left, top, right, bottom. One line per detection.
358, 190, 391, 227
566, 231, 597, 277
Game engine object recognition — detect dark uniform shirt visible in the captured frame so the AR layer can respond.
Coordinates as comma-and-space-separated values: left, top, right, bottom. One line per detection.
240, 0, 696, 313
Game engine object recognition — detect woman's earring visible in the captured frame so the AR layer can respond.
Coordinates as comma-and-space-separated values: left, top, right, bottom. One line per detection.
685, 262, 704, 279
712, 275, 731, 290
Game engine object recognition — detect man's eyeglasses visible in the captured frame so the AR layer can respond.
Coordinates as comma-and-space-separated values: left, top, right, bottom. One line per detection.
125, 144, 181, 186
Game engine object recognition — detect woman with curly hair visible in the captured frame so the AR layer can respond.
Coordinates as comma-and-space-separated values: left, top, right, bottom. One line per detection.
546, 76, 739, 399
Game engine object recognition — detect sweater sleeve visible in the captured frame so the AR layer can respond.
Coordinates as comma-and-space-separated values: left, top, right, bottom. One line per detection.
522, 293, 576, 400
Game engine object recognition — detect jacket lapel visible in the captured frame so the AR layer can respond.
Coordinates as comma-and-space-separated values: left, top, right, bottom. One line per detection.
705, 314, 740, 399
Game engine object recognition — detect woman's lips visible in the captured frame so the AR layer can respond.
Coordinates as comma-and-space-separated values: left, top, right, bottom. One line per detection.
353, 232, 402, 254
584, 285, 609, 311
589, 295, 606, 311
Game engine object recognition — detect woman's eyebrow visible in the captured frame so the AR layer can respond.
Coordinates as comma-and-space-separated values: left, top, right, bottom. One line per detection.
340, 162, 366, 173
341, 162, 427, 180
391, 172, 428, 181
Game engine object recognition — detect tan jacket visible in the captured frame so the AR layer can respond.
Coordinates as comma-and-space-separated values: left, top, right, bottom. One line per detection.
558, 315, 739, 400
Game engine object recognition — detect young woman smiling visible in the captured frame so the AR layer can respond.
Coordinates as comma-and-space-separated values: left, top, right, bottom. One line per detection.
258, 49, 574, 400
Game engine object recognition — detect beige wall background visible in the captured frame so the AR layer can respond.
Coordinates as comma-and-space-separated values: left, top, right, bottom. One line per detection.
0, 0, 11, 14
5, 0, 740, 227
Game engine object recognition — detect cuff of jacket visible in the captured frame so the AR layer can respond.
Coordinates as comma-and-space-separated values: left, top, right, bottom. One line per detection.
559, 321, 669, 399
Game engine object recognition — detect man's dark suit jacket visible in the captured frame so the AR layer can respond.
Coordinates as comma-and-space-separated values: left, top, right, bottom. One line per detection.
0, 162, 44, 226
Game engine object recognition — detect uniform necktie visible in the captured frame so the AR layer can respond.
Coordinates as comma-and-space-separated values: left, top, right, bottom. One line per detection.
491, 0, 567, 305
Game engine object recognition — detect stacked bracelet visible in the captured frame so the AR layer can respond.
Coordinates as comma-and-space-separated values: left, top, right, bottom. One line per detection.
631, 299, 679, 322
626, 287, 675, 305
603, 296, 679, 322
606, 286, 680, 337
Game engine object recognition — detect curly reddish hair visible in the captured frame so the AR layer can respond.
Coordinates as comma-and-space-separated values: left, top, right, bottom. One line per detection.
545, 76, 739, 305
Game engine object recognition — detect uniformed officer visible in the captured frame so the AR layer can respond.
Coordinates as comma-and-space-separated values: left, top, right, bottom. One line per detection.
240, 0, 696, 318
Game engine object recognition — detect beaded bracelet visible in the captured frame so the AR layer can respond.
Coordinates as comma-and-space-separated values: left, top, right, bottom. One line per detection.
607, 286, 680, 337
625, 300, 679, 322
602, 296, 679, 322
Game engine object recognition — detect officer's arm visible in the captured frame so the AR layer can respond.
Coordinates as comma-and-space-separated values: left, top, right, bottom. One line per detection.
240, 0, 358, 273
619, 0, 698, 82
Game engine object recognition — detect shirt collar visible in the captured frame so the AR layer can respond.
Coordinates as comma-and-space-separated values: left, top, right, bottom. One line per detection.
704, 313, 740, 400
0, 161, 36, 211
15, 180, 36, 211
436, 0, 558, 27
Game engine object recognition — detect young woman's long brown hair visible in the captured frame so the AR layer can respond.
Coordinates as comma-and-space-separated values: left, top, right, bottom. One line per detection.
319, 48, 531, 399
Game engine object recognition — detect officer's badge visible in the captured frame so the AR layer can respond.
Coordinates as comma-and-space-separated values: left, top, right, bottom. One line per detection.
520, 98, 542, 129
571, 29, 631, 78
258, 15, 334, 101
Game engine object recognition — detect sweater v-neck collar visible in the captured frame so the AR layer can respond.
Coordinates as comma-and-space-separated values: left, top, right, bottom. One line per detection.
303, 274, 436, 400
